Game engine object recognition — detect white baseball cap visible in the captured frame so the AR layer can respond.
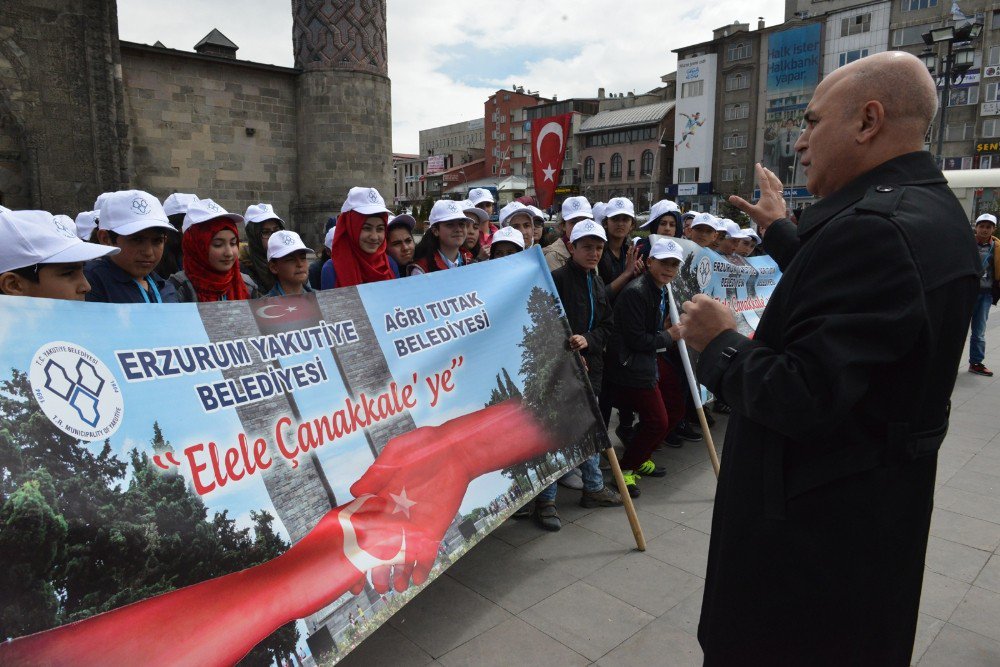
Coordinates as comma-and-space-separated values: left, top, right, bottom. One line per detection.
93, 192, 113, 211
490, 225, 525, 249
163, 193, 199, 217
728, 225, 753, 240
468, 188, 495, 206
388, 214, 417, 231
561, 196, 593, 223
569, 219, 608, 244
428, 199, 468, 225
245, 202, 285, 225
721, 219, 742, 237
267, 230, 310, 261
461, 200, 489, 223
0, 209, 120, 273
690, 212, 722, 231
527, 205, 546, 221
592, 202, 607, 225
499, 201, 533, 226
747, 229, 762, 244
74, 210, 98, 240
976, 213, 997, 225
182, 198, 244, 233
341, 187, 392, 216
324, 226, 336, 250
0, 205, 11, 214
604, 197, 636, 219
99, 190, 175, 236
649, 238, 685, 262
642, 199, 680, 230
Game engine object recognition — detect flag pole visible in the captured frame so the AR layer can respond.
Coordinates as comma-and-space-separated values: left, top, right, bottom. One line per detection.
667, 284, 721, 477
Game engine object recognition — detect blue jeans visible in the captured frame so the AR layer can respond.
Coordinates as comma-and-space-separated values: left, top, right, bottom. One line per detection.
969, 291, 992, 365
538, 453, 605, 501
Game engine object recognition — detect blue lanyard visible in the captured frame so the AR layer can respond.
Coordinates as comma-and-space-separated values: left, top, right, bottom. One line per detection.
586, 272, 594, 332
658, 287, 667, 330
132, 278, 162, 304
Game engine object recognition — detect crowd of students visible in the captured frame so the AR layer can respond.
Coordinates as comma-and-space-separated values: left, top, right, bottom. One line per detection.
0, 185, 767, 531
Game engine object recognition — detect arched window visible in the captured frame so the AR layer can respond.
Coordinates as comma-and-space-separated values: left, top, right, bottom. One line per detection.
584, 157, 595, 181
610, 153, 622, 178
640, 150, 654, 176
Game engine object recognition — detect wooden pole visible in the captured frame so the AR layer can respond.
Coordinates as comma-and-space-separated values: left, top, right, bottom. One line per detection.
605, 444, 647, 551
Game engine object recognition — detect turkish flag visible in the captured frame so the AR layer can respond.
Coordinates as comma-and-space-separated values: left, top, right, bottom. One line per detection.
252, 292, 325, 335
530, 113, 573, 209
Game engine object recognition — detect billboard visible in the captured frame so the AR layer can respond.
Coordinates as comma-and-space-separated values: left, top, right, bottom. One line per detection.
674, 54, 717, 188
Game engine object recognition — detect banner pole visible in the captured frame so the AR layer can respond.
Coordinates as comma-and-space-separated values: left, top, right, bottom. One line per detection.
667, 285, 721, 478
605, 443, 647, 551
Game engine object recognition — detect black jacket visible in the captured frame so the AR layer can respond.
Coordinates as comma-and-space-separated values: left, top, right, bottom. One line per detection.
695, 151, 980, 665
606, 272, 674, 388
551, 260, 612, 392
597, 239, 630, 301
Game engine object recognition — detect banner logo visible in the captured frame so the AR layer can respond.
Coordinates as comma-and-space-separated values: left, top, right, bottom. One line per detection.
131, 197, 150, 215
696, 256, 712, 289
29, 342, 124, 440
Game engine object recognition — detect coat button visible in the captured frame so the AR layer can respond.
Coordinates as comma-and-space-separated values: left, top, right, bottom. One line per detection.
875, 185, 894, 192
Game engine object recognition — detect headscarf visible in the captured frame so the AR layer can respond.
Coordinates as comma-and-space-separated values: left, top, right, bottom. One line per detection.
329, 210, 395, 288
245, 219, 282, 293
182, 218, 250, 302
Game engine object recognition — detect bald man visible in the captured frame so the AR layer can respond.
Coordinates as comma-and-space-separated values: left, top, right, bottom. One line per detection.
680, 52, 980, 664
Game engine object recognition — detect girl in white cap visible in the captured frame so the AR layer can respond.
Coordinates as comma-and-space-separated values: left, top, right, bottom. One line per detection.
488, 226, 525, 259
460, 201, 488, 262
409, 200, 472, 276
598, 196, 642, 298
265, 230, 314, 297
385, 214, 416, 277
243, 202, 286, 293
497, 202, 535, 248
324, 187, 396, 288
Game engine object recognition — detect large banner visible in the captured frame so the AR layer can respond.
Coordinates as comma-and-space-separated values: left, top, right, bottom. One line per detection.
0, 249, 608, 665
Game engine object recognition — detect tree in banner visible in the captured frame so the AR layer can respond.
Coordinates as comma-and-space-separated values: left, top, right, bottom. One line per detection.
674, 252, 702, 305
485, 368, 533, 492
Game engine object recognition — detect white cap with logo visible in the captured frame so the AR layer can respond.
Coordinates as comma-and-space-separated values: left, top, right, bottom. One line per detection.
604, 197, 636, 219
428, 199, 469, 226
163, 193, 199, 217
720, 219, 742, 237
592, 202, 607, 225
245, 202, 285, 225
74, 211, 98, 240
569, 219, 608, 244
561, 196, 593, 222
499, 201, 533, 226
642, 199, 680, 230
649, 238, 685, 262
976, 213, 998, 225
0, 210, 120, 273
461, 199, 489, 223
690, 212, 722, 231
99, 190, 175, 236
341, 187, 392, 216
267, 230, 310, 261
528, 205, 546, 221
93, 192, 113, 212
182, 198, 244, 233
468, 188, 495, 206
490, 225, 525, 249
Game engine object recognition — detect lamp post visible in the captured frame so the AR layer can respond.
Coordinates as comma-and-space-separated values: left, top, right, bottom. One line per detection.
920, 20, 983, 167
648, 128, 669, 210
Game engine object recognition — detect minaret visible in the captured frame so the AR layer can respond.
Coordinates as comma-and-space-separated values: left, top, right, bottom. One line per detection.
291, 0, 393, 243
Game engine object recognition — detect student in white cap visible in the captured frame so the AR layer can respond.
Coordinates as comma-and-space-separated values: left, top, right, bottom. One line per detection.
159, 192, 199, 277
468, 188, 499, 248
498, 201, 535, 248
544, 196, 593, 271
385, 214, 416, 277
592, 201, 607, 226
74, 211, 99, 242
527, 205, 547, 246
637, 199, 682, 260
323, 187, 395, 288
0, 209, 119, 300
969, 212, 1000, 376
488, 226, 524, 259
735, 228, 762, 257
605, 238, 689, 497
460, 200, 489, 262
599, 196, 642, 298
410, 199, 472, 276
243, 202, 286, 293
86, 190, 179, 303
168, 198, 258, 302
717, 219, 742, 257
688, 212, 721, 248
265, 230, 313, 297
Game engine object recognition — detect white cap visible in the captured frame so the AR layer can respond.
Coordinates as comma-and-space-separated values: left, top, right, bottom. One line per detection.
428, 199, 468, 225
569, 219, 608, 244
0, 209, 120, 273
267, 230, 310, 261
592, 202, 607, 225
748, 229, 762, 244
99, 190, 175, 236
976, 213, 997, 225
499, 201, 533, 226
721, 219, 742, 237
690, 212, 722, 231
642, 199, 680, 230
74, 210, 98, 240
490, 225, 525, 249
93, 192, 113, 212
324, 226, 336, 250
245, 202, 285, 225
341, 187, 392, 216
182, 198, 244, 233
461, 199, 489, 223
468, 188, 495, 206
728, 225, 753, 240
0, 205, 11, 214
649, 238, 685, 262
604, 197, 636, 219
163, 193, 199, 217
561, 196, 594, 223
528, 205, 546, 221
388, 214, 417, 231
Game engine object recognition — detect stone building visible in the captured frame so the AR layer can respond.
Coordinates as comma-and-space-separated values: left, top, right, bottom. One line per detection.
0, 0, 393, 246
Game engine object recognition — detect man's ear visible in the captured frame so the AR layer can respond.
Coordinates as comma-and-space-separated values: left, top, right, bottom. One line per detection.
97, 229, 114, 246
0, 271, 29, 296
857, 100, 885, 144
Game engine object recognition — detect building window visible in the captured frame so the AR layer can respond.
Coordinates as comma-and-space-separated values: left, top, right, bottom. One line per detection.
627, 159, 636, 178
892, 23, 935, 46
838, 48, 870, 67
598, 162, 606, 180
722, 133, 748, 150
678, 167, 700, 183
983, 119, 1000, 138
727, 42, 751, 61
640, 150, 654, 176
584, 157, 595, 180
944, 122, 976, 141
725, 103, 749, 120
681, 80, 704, 98
900, 0, 936, 10
947, 86, 979, 107
985, 82, 1000, 103
725, 72, 749, 91
722, 167, 746, 181
841, 13, 872, 37
610, 153, 623, 178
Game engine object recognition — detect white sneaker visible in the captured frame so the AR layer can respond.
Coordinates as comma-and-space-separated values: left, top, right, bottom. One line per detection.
557, 468, 584, 490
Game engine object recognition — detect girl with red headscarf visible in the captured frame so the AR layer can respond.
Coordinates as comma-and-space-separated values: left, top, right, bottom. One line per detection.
168, 198, 259, 302
321, 186, 396, 289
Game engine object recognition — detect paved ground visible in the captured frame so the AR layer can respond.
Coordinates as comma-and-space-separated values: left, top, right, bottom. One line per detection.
339, 309, 1000, 666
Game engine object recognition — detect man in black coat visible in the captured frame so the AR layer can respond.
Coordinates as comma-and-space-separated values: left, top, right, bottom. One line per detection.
679, 51, 980, 665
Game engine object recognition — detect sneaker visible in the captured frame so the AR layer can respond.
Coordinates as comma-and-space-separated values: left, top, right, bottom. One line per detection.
674, 421, 703, 442
637, 460, 667, 477
580, 485, 624, 508
533, 500, 562, 531
614, 424, 635, 444
969, 363, 994, 377
621, 471, 641, 498
663, 432, 684, 448
557, 468, 584, 490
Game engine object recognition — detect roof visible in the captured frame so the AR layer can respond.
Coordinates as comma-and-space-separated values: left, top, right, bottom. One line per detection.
194, 29, 238, 51
578, 101, 675, 134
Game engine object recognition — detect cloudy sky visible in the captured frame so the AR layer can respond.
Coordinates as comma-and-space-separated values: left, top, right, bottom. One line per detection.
118, 0, 785, 154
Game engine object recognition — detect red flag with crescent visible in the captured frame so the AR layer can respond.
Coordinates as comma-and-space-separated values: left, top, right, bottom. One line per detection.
530, 113, 573, 209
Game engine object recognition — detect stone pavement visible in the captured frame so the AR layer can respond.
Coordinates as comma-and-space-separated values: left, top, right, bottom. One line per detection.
339, 309, 1000, 667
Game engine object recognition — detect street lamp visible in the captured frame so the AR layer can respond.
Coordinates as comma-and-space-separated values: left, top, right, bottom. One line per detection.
648, 129, 669, 210
920, 20, 983, 167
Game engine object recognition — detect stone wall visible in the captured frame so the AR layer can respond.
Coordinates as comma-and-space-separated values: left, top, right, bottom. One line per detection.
120, 44, 300, 225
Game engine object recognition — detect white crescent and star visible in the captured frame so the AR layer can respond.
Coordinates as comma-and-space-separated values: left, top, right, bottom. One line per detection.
535, 121, 564, 159
339, 494, 409, 573
256, 304, 300, 319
